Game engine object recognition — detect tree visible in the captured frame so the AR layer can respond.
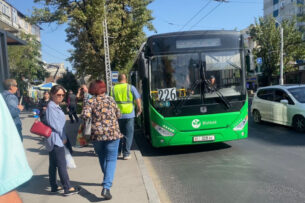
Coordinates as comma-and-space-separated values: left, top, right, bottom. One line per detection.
8, 32, 49, 95
56, 71, 79, 93
249, 17, 305, 85
31, 0, 155, 79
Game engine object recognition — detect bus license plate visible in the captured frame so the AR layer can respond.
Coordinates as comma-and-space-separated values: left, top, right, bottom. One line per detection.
193, 135, 215, 142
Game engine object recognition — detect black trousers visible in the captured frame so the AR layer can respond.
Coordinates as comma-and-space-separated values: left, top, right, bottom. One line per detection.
49, 145, 71, 192
68, 106, 79, 122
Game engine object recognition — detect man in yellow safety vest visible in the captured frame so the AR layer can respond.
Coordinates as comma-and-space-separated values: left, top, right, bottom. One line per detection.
111, 74, 142, 160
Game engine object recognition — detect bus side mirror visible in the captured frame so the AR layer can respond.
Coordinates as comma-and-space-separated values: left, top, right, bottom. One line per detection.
246, 49, 253, 72
139, 52, 148, 79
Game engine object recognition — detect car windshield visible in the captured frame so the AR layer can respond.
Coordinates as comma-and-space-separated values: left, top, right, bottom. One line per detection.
288, 87, 305, 103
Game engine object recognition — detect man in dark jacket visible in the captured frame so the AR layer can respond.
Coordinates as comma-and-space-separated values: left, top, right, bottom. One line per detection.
2, 79, 24, 141
67, 90, 79, 123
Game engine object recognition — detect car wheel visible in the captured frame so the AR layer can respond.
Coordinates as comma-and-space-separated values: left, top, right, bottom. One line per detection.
293, 116, 305, 132
253, 110, 261, 123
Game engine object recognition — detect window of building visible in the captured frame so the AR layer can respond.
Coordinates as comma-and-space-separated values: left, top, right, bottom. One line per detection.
2, 4, 10, 17
273, 9, 279, 17
36, 27, 40, 36
31, 26, 36, 35
273, 0, 279, 5
12, 9, 17, 24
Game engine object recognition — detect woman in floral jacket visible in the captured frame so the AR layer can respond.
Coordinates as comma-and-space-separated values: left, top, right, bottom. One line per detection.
81, 80, 122, 200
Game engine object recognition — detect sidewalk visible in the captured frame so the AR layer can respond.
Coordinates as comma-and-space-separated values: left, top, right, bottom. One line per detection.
17, 113, 160, 203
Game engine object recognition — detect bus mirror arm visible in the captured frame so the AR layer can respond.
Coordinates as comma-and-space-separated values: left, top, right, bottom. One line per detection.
139, 52, 148, 79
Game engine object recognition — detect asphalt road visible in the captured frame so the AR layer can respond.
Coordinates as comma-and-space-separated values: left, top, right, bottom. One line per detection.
135, 109, 305, 203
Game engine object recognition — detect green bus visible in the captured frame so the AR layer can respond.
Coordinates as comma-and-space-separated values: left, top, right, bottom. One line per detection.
130, 30, 248, 147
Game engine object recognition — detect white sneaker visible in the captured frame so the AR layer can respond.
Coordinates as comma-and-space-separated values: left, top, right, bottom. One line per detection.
123, 155, 132, 160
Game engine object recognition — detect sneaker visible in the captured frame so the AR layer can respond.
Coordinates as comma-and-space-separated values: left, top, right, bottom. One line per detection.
64, 187, 81, 196
51, 186, 63, 193
117, 152, 122, 159
123, 155, 132, 160
101, 188, 112, 200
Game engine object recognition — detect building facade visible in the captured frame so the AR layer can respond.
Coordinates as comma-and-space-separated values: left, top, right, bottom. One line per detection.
264, 0, 305, 29
0, 0, 40, 41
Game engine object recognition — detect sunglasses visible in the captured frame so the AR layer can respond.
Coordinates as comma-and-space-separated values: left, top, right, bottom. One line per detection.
56, 94, 65, 97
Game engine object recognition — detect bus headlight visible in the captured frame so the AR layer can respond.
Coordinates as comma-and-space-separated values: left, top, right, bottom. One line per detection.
152, 122, 174, 137
233, 115, 248, 131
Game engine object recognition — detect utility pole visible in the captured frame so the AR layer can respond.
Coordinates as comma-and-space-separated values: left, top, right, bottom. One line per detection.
279, 26, 284, 85
103, 4, 112, 94
275, 19, 284, 85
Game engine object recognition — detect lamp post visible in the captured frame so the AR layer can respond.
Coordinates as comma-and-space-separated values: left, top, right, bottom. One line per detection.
275, 19, 284, 85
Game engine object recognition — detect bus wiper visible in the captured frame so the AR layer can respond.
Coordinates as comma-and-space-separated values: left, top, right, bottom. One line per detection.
172, 79, 201, 114
200, 61, 231, 109
203, 78, 231, 109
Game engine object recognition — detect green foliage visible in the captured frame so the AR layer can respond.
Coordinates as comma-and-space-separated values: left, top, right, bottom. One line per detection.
56, 71, 80, 93
249, 17, 305, 85
31, 0, 155, 80
8, 32, 49, 94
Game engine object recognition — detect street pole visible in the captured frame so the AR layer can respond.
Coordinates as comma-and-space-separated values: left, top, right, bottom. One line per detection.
103, 4, 112, 94
275, 19, 284, 85
279, 26, 284, 85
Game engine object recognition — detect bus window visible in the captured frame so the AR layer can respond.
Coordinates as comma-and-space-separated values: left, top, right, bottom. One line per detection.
150, 53, 199, 101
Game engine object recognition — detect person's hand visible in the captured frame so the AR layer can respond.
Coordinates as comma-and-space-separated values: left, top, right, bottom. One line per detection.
18, 105, 24, 111
43, 107, 47, 110
136, 108, 142, 117
63, 139, 67, 144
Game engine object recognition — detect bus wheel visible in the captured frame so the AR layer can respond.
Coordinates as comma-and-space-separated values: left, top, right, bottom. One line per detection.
253, 110, 261, 123
293, 116, 305, 132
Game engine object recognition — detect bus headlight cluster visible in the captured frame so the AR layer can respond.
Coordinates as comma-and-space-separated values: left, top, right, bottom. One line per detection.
233, 115, 248, 131
152, 122, 174, 137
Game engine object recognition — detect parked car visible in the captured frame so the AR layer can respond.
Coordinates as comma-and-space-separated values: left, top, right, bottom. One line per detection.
251, 84, 305, 132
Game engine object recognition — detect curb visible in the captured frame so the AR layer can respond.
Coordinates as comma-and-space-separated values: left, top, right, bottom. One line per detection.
133, 142, 161, 203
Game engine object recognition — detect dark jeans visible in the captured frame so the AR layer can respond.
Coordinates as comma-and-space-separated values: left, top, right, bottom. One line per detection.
93, 139, 120, 189
68, 106, 79, 123
49, 145, 71, 193
118, 118, 134, 157
16, 124, 23, 142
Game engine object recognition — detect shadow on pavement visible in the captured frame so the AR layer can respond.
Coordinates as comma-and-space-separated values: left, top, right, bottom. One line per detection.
18, 175, 106, 202
78, 186, 106, 202
248, 113, 305, 146
27, 148, 48, 155
135, 132, 231, 157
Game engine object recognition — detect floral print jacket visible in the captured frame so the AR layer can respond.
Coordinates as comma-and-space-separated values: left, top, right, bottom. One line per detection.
81, 94, 123, 141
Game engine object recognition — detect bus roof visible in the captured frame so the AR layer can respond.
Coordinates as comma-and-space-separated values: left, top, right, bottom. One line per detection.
145, 30, 242, 57
147, 30, 241, 41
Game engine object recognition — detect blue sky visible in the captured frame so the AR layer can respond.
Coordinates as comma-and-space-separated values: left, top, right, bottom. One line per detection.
9, 0, 263, 71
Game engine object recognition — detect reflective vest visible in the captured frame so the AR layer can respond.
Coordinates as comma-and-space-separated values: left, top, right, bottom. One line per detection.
111, 83, 133, 114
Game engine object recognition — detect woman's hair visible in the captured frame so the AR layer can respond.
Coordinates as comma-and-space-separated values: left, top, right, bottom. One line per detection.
50, 85, 66, 96
43, 91, 50, 96
3, 79, 17, 90
89, 80, 107, 95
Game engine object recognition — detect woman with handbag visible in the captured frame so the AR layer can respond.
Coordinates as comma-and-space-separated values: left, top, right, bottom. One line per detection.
45, 85, 80, 196
81, 80, 122, 200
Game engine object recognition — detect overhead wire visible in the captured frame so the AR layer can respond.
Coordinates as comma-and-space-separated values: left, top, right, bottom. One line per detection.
188, 2, 223, 31
42, 42, 70, 58
42, 49, 67, 62
179, 0, 213, 31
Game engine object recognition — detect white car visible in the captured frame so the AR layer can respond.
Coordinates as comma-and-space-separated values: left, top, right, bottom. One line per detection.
251, 85, 305, 132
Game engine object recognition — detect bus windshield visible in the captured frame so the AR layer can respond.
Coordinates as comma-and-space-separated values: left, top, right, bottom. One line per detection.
150, 50, 244, 104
